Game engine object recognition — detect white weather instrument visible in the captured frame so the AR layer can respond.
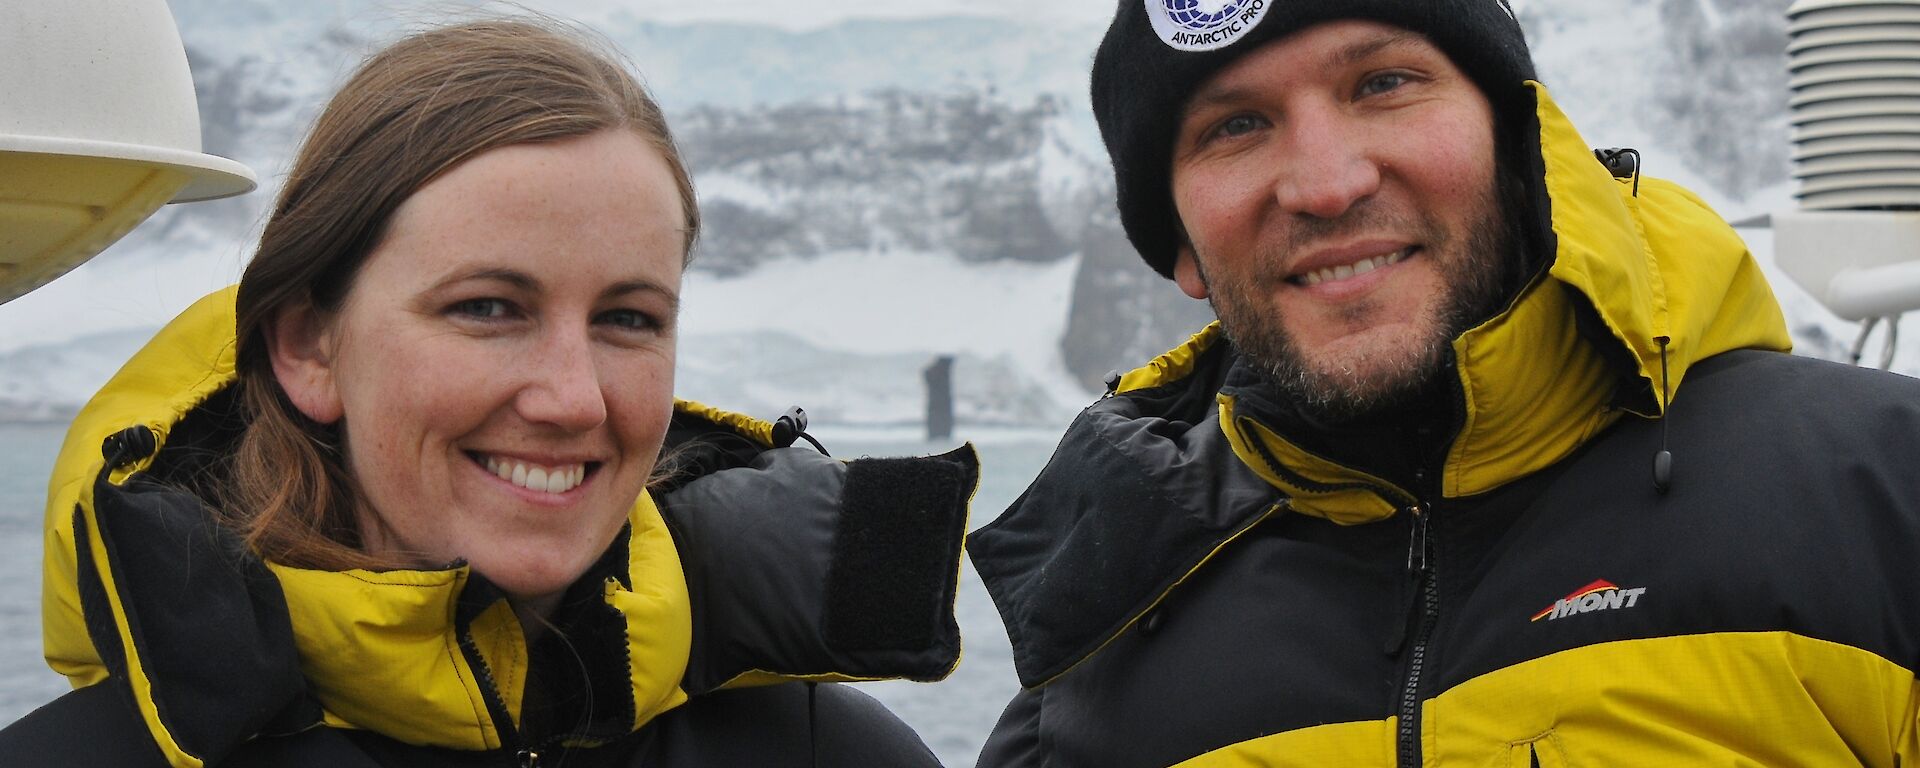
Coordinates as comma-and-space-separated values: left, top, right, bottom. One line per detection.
0, 0, 255, 304
1774, 0, 1920, 368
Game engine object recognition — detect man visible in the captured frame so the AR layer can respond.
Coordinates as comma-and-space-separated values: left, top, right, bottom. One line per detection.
969, 0, 1920, 765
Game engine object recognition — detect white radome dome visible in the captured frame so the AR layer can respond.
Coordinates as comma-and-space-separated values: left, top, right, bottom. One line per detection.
0, 0, 256, 303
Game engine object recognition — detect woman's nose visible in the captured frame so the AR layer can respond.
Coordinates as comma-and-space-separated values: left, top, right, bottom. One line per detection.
515, 328, 608, 431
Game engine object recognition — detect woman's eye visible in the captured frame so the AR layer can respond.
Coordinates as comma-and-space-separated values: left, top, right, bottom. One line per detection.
1358, 72, 1409, 98
450, 298, 513, 320
598, 309, 659, 331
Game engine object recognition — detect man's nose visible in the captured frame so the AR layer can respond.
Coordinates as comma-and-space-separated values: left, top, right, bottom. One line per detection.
1271, 107, 1382, 220
516, 326, 609, 432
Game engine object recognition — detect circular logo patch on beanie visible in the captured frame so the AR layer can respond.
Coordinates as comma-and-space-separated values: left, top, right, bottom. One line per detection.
1145, 0, 1272, 52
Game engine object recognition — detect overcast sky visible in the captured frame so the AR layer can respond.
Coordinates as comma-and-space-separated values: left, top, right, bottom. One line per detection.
576, 0, 1117, 28
564, 0, 1543, 29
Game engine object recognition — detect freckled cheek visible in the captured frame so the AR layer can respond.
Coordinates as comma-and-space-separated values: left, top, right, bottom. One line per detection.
610, 358, 676, 441
356, 341, 504, 454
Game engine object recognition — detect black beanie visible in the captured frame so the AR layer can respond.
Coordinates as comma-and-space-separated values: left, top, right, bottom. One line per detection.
1092, 0, 1540, 278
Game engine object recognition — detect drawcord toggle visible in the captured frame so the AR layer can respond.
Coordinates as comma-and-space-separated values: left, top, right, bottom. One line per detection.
1653, 337, 1674, 495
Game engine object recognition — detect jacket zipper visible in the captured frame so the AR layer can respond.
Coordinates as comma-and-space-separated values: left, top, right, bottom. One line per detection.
1396, 502, 1437, 768
1397, 354, 1468, 768
454, 625, 562, 768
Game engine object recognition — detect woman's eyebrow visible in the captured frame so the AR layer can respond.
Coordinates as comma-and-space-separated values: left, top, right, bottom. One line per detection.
428, 269, 679, 310
604, 280, 680, 313
434, 267, 540, 292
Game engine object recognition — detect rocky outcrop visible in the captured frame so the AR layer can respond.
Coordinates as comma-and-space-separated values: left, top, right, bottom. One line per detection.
1060, 217, 1217, 392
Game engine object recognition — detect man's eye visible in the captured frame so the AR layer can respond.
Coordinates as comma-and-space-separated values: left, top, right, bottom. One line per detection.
1358, 72, 1409, 98
1212, 114, 1267, 140
451, 298, 512, 319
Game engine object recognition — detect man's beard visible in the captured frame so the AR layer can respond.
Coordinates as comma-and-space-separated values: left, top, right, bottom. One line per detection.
1201, 177, 1520, 423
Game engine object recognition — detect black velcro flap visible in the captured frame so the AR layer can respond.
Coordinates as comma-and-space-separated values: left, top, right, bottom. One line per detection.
823, 445, 977, 667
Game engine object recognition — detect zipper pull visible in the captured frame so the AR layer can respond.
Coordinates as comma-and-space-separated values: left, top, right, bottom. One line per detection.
1405, 503, 1431, 578
518, 748, 542, 768
1386, 503, 1432, 655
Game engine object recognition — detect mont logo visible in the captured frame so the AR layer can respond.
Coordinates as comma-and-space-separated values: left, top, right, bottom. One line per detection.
1145, 0, 1271, 52
1530, 579, 1647, 622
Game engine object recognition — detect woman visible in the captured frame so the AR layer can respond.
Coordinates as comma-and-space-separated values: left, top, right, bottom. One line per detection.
2, 18, 974, 767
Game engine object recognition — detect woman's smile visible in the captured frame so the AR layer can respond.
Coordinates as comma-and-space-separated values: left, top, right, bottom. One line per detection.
471, 451, 596, 496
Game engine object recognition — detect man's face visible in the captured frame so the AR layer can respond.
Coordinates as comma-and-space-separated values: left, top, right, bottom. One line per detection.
1169, 20, 1514, 419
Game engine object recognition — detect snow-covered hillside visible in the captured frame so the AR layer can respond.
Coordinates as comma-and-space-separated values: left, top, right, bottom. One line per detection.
2, 0, 1915, 425
1516, 0, 1796, 214
677, 250, 1088, 425
0, 251, 1092, 426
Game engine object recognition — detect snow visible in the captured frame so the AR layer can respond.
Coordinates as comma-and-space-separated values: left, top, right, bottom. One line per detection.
5, 0, 1917, 416
684, 249, 1074, 361
692, 170, 785, 211
0, 239, 248, 355
0, 249, 1096, 429
596, 0, 1115, 32
676, 250, 1092, 423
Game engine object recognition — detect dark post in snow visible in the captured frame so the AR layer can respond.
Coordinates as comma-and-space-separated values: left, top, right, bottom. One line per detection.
924, 355, 955, 441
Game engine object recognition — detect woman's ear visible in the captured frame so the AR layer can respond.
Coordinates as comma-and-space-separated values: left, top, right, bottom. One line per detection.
1173, 246, 1210, 300
265, 302, 345, 425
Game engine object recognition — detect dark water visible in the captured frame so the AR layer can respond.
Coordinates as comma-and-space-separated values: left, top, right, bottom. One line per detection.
0, 423, 67, 726
0, 423, 1053, 768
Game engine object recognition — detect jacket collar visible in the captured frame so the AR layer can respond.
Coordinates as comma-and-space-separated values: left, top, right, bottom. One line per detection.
39, 286, 702, 754
970, 328, 1283, 688
1216, 82, 1791, 524
268, 491, 692, 750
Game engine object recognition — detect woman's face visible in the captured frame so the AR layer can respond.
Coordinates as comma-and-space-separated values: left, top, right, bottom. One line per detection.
273, 129, 684, 608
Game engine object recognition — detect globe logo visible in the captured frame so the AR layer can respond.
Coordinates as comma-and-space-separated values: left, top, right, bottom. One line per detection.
1144, 0, 1270, 52
1162, 0, 1246, 32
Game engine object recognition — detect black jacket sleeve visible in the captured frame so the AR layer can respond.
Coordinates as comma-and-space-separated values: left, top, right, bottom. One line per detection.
659, 445, 978, 692
811, 684, 943, 767
974, 687, 1045, 768
0, 679, 169, 767
635, 682, 942, 768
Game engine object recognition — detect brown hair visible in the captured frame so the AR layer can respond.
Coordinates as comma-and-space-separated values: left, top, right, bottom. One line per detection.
225, 17, 698, 570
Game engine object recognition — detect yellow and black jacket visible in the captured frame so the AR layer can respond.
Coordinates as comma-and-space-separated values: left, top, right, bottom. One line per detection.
971, 84, 1920, 766
3, 287, 978, 767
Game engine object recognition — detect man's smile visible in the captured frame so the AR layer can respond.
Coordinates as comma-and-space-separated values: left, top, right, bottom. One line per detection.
1290, 245, 1419, 287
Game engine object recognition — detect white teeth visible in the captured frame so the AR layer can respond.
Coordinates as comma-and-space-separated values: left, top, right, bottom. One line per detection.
1299, 248, 1410, 287
479, 455, 587, 495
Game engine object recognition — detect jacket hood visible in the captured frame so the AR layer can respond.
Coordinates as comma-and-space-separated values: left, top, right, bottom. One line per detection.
41, 286, 977, 766
972, 82, 1791, 688
1193, 82, 1790, 524
39, 287, 692, 759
